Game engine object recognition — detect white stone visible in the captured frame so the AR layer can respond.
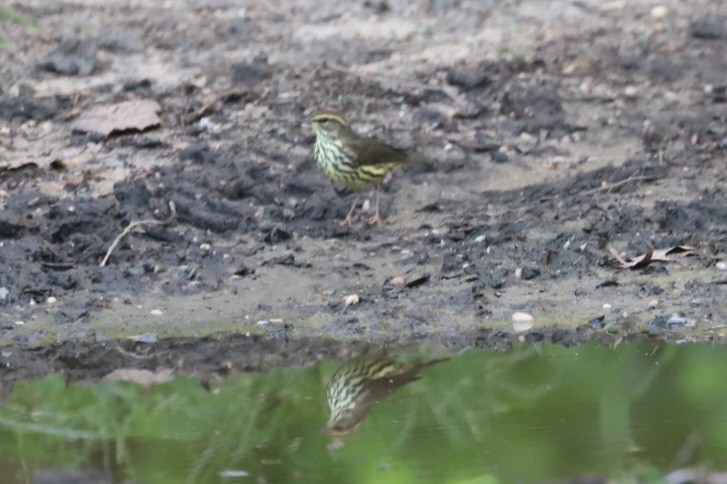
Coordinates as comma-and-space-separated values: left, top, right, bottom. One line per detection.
344, 294, 360, 307
512, 312, 534, 332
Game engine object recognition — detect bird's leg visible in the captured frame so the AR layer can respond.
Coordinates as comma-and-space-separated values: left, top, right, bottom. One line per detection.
339, 193, 360, 227
367, 186, 383, 226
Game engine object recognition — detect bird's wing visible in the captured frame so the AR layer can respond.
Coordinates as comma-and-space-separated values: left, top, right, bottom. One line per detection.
343, 133, 412, 166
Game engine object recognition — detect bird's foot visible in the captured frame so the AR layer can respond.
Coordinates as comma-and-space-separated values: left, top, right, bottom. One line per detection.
339, 215, 358, 227
367, 213, 383, 226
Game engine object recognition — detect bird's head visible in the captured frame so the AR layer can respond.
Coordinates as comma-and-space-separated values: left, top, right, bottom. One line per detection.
310, 110, 351, 140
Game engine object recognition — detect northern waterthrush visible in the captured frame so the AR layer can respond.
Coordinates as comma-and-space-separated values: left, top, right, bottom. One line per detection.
310, 110, 417, 226
325, 349, 448, 435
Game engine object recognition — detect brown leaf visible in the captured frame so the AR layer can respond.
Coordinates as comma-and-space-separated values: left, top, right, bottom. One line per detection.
609, 245, 696, 269
71, 100, 161, 136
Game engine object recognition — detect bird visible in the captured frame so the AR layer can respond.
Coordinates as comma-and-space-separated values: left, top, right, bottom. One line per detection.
325, 348, 448, 436
309, 110, 418, 227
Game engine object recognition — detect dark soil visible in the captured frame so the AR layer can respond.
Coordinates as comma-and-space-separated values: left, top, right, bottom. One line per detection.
0, 0, 725, 382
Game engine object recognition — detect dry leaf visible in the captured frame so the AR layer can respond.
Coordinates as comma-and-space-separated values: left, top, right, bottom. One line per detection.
71, 100, 161, 136
609, 244, 695, 269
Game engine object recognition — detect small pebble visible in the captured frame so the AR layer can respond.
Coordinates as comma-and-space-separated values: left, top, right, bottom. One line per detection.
200, 243, 211, 251
650, 5, 668, 20
649, 299, 659, 308
624, 85, 639, 97
388, 276, 406, 286
344, 294, 360, 307
588, 315, 605, 329
667, 313, 688, 326
46, 296, 57, 304
520, 267, 540, 280
15, 321, 25, 326
0, 287, 8, 300
150, 309, 163, 316
716, 262, 727, 271
474, 235, 486, 243
512, 312, 534, 332
603, 303, 612, 309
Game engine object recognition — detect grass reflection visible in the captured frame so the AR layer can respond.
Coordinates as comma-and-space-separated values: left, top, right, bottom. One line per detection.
0, 341, 725, 483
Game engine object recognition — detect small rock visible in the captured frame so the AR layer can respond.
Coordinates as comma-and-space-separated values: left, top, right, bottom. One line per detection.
200, 243, 212, 251
603, 303, 612, 309
712, 85, 726, 103
689, 14, 727, 40
0, 287, 8, 301
520, 267, 540, 280
37, 38, 97, 75
446, 65, 489, 89
649, 316, 668, 331
716, 262, 727, 271
667, 313, 688, 326
388, 276, 406, 286
512, 312, 534, 332
344, 294, 360, 307
650, 5, 668, 20
264, 227, 292, 244
649, 299, 659, 308
490, 151, 509, 164
15, 321, 25, 326
150, 309, 163, 316
474, 235, 486, 243
46, 296, 58, 304
179, 144, 217, 164
588, 315, 605, 329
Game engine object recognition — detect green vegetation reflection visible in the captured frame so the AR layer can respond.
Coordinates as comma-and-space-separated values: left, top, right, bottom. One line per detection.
1, 342, 726, 483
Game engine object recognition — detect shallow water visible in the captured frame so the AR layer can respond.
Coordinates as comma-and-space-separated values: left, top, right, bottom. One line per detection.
1, 341, 726, 483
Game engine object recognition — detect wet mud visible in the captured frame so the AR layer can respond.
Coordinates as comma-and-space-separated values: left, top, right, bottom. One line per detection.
0, 0, 725, 381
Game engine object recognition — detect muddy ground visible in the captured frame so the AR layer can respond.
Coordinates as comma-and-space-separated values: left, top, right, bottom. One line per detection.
0, 0, 725, 382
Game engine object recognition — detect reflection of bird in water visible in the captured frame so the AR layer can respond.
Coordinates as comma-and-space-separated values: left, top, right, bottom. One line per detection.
325, 348, 448, 436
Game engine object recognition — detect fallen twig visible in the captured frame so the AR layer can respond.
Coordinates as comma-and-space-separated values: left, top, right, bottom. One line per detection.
582, 173, 657, 196
100, 201, 177, 267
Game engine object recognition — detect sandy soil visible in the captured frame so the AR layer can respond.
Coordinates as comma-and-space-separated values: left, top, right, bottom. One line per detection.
0, 0, 725, 380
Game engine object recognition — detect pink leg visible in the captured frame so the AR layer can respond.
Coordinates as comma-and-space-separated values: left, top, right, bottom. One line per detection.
367, 186, 383, 226
339, 193, 360, 227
